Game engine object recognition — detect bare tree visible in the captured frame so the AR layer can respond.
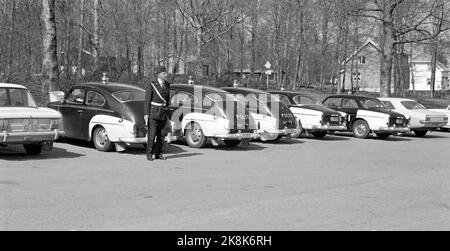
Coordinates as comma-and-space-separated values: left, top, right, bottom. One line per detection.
41, 0, 60, 104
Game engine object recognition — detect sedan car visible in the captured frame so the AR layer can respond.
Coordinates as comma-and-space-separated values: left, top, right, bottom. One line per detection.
1, 83, 64, 155
270, 91, 347, 138
169, 84, 258, 148
416, 98, 450, 132
48, 82, 151, 152
221, 87, 302, 140
322, 95, 409, 139
379, 98, 448, 137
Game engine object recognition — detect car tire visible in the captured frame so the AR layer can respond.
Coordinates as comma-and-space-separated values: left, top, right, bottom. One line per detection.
223, 140, 241, 147
185, 123, 207, 148
352, 120, 371, 139
376, 133, 391, 139
93, 126, 114, 152
23, 143, 42, 155
312, 131, 327, 139
413, 130, 428, 137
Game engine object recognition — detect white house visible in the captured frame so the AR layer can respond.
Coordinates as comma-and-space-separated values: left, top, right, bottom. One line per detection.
411, 54, 449, 91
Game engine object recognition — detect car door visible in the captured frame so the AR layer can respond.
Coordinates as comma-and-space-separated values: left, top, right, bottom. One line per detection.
60, 88, 86, 139
82, 90, 112, 140
340, 98, 359, 121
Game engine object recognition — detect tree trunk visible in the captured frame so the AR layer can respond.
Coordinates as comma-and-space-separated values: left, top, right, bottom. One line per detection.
380, 20, 394, 97
430, 42, 438, 98
92, 0, 100, 72
7, 0, 16, 78
41, 0, 60, 104
77, 0, 85, 76
195, 28, 203, 78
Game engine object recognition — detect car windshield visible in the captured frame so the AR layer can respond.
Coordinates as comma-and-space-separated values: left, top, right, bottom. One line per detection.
113, 91, 145, 102
361, 98, 385, 109
401, 101, 426, 110
0, 88, 37, 107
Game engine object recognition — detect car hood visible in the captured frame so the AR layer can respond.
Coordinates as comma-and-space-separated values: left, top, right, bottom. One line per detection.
0, 107, 62, 119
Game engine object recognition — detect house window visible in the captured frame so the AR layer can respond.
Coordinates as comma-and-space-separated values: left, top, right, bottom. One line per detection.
352, 72, 361, 81
202, 65, 209, 77
358, 56, 366, 65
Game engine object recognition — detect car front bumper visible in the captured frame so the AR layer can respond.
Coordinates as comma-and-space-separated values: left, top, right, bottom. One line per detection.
214, 132, 259, 140
0, 130, 64, 144
418, 121, 448, 129
374, 126, 410, 133
310, 124, 347, 132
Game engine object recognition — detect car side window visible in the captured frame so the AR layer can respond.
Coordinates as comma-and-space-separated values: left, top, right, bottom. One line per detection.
171, 91, 197, 106
86, 90, 106, 107
66, 89, 85, 104
0, 89, 7, 106
342, 98, 359, 109
324, 97, 342, 108
295, 95, 315, 105
381, 101, 395, 109
278, 95, 291, 106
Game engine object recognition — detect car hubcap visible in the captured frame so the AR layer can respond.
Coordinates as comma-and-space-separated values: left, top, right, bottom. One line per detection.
96, 129, 108, 146
356, 124, 367, 136
191, 129, 202, 143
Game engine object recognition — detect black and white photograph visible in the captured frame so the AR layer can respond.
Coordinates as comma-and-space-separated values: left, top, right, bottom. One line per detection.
1, 0, 450, 235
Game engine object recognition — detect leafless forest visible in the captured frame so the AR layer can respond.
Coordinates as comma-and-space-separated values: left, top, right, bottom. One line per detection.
1, 0, 450, 103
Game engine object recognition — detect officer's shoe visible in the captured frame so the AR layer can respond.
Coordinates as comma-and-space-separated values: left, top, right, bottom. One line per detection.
156, 154, 167, 160
147, 155, 155, 161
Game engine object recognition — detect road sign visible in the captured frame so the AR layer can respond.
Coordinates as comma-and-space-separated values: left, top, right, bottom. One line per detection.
265, 61, 271, 69
265, 70, 273, 75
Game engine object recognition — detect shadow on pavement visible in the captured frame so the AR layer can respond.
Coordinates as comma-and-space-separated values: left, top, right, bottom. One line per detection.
0, 146, 85, 161
57, 138, 95, 149
303, 136, 350, 141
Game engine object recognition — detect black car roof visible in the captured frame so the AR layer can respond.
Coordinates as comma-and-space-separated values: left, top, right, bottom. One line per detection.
75, 82, 144, 93
221, 87, 268, 95
325, 95, 376, 100
269, 91, 312, 97
171, 84, 228, 94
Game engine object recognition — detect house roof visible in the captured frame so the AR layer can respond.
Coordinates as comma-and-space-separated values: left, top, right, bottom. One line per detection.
342, 39, 381, 65
412, 53, 448, 70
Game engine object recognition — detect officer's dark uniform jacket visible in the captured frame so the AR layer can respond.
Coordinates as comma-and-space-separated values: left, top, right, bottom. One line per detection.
144, 80, 171, 120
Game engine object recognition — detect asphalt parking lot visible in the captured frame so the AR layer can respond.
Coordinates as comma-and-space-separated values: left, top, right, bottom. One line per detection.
1, 131, 450, 231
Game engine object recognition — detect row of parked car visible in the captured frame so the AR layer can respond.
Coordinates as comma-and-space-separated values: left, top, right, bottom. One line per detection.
1, 81, 449, 155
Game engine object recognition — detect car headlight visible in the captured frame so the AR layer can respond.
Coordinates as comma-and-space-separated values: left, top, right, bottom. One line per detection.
0, 119, 9, 131
50, 119, 60, 130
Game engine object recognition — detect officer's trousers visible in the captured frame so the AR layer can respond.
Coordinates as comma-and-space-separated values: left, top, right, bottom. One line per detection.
147, 118, 166, 157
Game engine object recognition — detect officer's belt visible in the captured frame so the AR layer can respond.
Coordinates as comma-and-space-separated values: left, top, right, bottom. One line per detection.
151, 102, 165, 107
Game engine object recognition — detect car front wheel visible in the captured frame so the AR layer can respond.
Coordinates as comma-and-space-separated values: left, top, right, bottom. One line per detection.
185, 123, 207, 148
23, 143, 42, 155
352, 120, 371, 139
93, 126, 114, 152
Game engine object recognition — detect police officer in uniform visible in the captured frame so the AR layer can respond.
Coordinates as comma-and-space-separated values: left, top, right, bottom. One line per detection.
144, 66, 171, 161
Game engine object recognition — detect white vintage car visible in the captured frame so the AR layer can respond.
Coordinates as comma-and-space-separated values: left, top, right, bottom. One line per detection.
270, 91, 347, 138
429, 106, 450, 132
379, 97, 448, 137
416, 99, 450, 132
0, 83, 64, 155
170, 85, 259, 148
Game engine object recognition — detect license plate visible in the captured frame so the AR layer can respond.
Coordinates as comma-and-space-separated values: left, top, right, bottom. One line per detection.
24, 119, 38, 132
396, 118, 403, 124
330, 116, 339, 122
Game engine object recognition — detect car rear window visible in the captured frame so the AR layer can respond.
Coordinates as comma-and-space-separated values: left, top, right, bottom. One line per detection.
0, 88, 37, 107
401, 101, 426, 110
113, 91, 145, 102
